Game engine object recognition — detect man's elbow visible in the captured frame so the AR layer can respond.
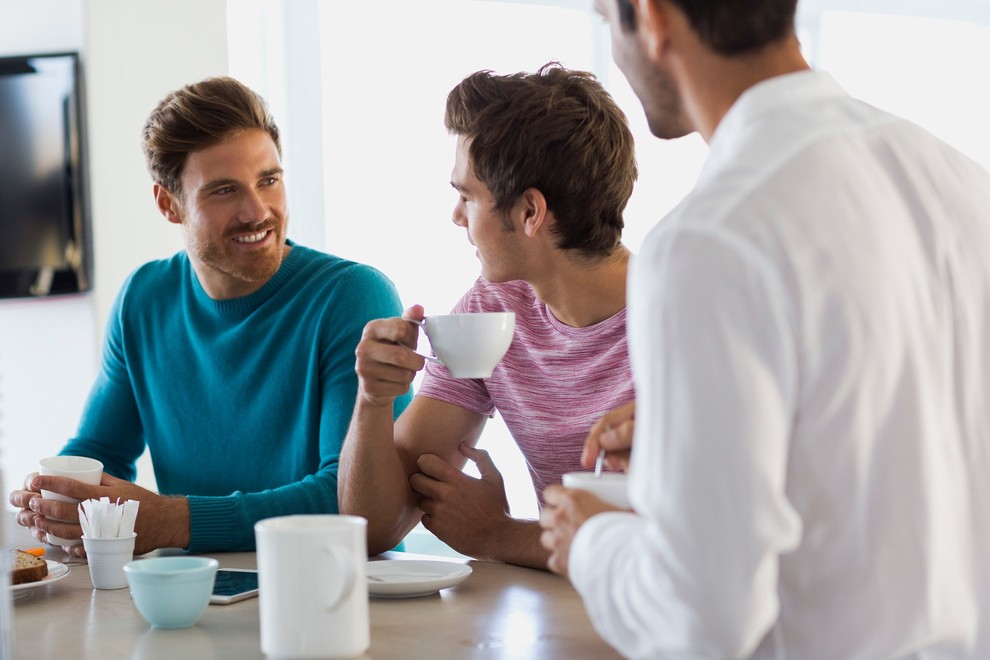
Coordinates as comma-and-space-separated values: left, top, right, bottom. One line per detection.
365, 523, 408, 557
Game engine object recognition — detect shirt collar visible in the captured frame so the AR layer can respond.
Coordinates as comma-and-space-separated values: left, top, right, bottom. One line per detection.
709, 69, 845, 150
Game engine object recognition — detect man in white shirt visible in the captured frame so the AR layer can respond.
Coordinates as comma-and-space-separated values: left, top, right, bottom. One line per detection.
539, 0, 990, 658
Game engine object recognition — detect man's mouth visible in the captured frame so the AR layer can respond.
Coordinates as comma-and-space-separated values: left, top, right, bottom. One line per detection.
232, 230, 269, 244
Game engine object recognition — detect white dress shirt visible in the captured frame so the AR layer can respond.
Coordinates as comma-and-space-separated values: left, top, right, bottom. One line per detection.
569, 70, 990, 659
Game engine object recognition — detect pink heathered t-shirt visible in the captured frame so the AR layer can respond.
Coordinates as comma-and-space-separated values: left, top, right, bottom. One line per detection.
417, 278, 634, 507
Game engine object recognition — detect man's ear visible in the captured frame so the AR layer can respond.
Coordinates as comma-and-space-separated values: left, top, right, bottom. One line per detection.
637, 0, 671, 62
153, 183, 183, 225
518, 188, 548, 238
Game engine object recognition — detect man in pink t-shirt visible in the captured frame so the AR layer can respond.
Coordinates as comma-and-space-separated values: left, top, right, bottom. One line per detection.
339, 63, 638, 570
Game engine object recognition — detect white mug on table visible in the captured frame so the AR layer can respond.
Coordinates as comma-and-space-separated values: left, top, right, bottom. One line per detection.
255, 514, 369, 659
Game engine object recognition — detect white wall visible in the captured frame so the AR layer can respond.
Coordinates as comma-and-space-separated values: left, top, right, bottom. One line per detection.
0, 0, 95, 507
85, 0, 230, 329
0, 0, 236, 503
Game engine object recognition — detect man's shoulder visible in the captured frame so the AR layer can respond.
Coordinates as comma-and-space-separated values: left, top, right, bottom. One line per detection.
122, 252, 189, 294
285, 245, 401, 318
455, 278, 536, 314
290, 245, 394, 288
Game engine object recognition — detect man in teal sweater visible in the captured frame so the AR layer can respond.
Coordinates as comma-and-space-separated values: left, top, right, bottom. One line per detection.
9, 77, 410, 554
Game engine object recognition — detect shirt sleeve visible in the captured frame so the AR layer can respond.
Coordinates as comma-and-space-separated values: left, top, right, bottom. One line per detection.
568, 227, 803, 658
61, 275, 146, 480
185, 264, 412, 552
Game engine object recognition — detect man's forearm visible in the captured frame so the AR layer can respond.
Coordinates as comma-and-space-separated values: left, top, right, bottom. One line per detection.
339, 398, 420, 554
478, 518, 551, 571
137, 494, 190, 554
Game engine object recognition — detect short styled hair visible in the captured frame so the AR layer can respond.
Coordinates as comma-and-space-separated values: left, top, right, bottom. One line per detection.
142, 76, 281, 195
618, 0, 798, 55
445, 62, 637, 259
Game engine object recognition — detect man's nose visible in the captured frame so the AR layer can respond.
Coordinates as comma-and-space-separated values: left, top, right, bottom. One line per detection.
237, 189, 268, 224
452, 204, 467, 228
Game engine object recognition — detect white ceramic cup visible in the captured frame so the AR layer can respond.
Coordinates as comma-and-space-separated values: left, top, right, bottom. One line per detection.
82, 533, 136, 589
562, 471, 631, 509
38, 456, 104, 546
421, 312, 515, 379
255, 515, 369, 659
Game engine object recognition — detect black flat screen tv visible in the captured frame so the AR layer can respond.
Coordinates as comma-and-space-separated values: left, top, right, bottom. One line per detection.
0, 52, 90, 298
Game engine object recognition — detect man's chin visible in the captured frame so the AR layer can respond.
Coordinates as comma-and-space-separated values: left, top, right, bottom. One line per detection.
217, 251, 284, 285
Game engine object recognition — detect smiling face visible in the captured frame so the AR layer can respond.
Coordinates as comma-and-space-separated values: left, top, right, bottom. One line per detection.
449, 135, 527, 283
156, 129, 289, 299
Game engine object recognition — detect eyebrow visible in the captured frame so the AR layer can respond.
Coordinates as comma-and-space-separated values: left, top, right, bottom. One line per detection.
450, 181, 467, 193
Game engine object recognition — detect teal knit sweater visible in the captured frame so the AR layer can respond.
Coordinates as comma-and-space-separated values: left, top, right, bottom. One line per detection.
62, 243, 410, 551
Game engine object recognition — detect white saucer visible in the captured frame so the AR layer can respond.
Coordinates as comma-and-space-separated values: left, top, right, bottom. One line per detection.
11, 560, 70, 601
366, 559, 472, 598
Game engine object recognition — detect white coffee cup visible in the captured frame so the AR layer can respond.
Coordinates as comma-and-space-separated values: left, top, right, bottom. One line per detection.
255, 515, 369, 659
38, 455, 104, 546
562, 471, 631, 509
421, 312, 515, 379
82, 533, 136, 589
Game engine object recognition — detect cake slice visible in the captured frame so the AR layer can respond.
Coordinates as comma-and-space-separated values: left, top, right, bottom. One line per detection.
11, 549, 49, 585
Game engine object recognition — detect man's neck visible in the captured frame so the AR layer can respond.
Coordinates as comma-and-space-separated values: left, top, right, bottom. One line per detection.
674, 34, 810, 143
528, 246, 630, 328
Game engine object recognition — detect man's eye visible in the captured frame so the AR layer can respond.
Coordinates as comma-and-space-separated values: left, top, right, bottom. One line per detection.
262, 177, 278, 186
215, 186, 234, 195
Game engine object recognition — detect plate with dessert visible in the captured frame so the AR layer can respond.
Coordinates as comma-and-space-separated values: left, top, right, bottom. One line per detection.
10, 549, 70, 601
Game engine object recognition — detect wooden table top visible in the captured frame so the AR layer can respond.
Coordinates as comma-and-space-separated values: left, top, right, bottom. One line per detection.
5, 513, 619, 659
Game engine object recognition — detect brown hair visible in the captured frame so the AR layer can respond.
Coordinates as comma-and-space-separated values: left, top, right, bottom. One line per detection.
445, 62, 637, 259
617, 0, 797, 55
141, 76, 281, 195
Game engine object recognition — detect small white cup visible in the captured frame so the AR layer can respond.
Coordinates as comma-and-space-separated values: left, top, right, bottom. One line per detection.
562, 471, 631, 509
82, 533, 136, 589
38, 456, 104, 546
421, 312, 515, 379
255, 515, 369, 659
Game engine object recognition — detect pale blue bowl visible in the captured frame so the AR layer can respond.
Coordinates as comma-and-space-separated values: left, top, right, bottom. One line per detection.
123, 557, 219, 629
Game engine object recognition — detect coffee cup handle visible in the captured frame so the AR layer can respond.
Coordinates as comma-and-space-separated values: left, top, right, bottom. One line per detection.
407, 317, 440, 363
323, 546, 356, 610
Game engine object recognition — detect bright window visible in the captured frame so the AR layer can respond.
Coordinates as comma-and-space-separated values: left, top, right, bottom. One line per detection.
318, 0, 603, 521
816, 11, 990, 170
230, 0, 990, 528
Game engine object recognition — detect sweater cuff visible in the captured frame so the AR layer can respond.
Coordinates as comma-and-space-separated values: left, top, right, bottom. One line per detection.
186, 495, 243, 553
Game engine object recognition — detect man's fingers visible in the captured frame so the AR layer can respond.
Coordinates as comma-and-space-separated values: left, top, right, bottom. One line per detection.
359, 360, 420, 389
33, 475, 100, 503
401, 304, 426, 324
542, 484, 567, 509
356, 339, 425, 375
409, 455, 463, 500
538, 491, 574, 577
580, 437, 603, 469
9, 489, 40, 509
27, 511, 82, 543
15, 508, 42, 528
599, 419, 634, 451
582, 401, 635, 467
22, 471, 40, 491
28, 495, 80, 523
459, 444, 502, 482
416, 453, 463, 482
408, 471, 441, 498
